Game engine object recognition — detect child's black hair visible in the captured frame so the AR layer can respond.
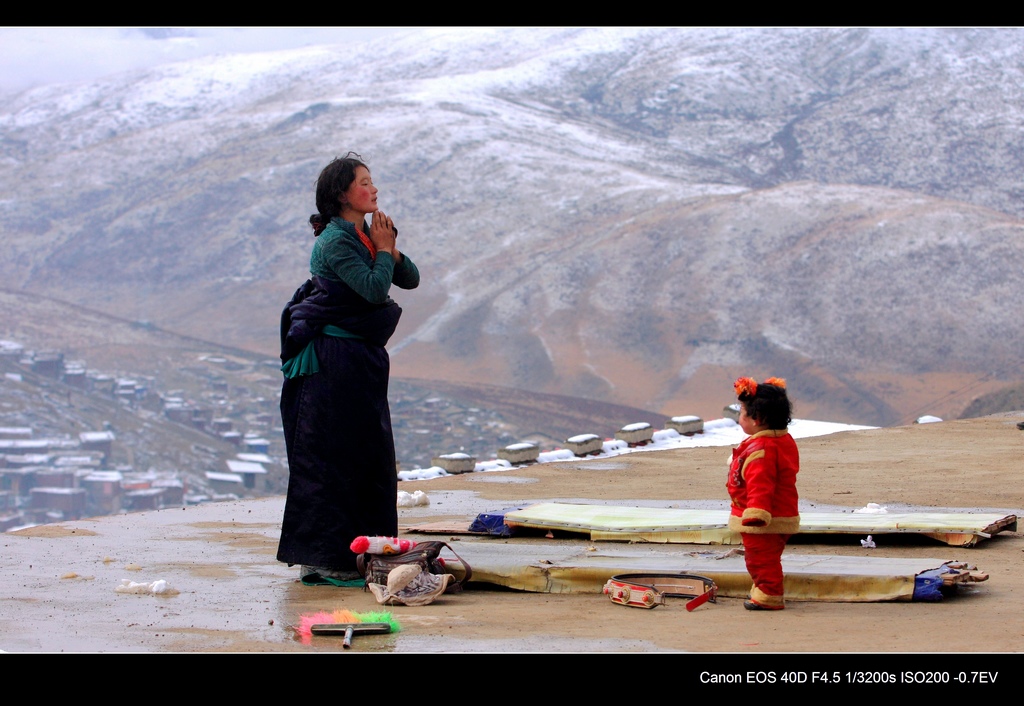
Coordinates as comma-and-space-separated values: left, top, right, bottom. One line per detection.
736, 378, 793, 430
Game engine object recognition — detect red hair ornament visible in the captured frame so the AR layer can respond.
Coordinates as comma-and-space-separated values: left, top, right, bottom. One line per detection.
734, 377, 758, 399
734, 376, 787, 400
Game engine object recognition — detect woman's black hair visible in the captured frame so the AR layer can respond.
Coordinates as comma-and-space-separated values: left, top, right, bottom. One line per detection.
309, 152, 367, 236
738, 382, 793, 430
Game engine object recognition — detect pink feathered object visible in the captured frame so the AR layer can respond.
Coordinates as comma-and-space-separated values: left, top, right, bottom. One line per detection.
350, 536, 417, 555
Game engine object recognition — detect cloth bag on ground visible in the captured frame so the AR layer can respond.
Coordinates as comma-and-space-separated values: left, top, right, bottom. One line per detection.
367, 564, 453, 606
356, 540, 472, 593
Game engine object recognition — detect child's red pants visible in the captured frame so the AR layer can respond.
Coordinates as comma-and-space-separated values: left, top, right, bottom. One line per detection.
742, 533, 791, 608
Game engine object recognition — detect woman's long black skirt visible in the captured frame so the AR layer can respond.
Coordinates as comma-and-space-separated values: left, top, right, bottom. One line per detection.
276, 336, 398, 572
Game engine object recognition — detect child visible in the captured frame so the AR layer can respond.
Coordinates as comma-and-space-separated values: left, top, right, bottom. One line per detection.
728, 376, 800, 610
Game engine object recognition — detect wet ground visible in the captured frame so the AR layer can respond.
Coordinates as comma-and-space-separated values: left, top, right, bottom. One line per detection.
3, 416, 1022, 653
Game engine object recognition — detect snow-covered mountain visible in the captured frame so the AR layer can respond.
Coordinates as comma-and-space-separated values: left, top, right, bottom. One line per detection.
2, 27, 1023, 425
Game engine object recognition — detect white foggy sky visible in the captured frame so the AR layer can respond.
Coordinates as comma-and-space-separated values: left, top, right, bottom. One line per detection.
0, 27, 412, 94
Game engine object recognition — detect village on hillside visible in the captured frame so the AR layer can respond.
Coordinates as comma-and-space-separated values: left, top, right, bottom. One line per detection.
1, 334, 699, 531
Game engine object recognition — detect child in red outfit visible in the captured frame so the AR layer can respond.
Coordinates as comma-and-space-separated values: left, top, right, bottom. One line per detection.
727, 376, 800, 611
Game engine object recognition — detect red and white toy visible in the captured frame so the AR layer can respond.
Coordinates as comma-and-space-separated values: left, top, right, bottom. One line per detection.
350, 536, 417, 556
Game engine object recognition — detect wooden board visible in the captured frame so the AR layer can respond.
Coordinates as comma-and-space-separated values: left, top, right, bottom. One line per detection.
429, 539, 988, 601
499, 503, 1016, 547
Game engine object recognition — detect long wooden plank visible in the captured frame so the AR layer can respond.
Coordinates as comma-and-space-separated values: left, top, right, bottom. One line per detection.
434, 540, 986, 601
501, 503, 1017, 547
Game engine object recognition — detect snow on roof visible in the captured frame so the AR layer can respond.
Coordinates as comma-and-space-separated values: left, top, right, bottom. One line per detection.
54, 456, 99, 466
0, 440, 51, 450
79, 431, 115, 442
83, 471, 123, 482
225, 460, 266, 474
206, 471, 244, 483
30, 487, 86, 495
151, 479, 184, 489
0, 427, 33, 437
5, 453, 51, 463
236, 452, 273, 463
124, 488, 165, 497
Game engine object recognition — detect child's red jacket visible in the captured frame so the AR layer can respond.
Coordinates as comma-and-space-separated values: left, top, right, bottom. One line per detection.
726, 429, 800, 534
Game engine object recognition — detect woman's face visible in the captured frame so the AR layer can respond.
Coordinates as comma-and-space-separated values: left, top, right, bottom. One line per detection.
341, 166, 378, 217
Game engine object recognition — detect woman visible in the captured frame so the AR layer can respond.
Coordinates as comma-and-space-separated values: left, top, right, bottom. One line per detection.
277, 153, 419, 584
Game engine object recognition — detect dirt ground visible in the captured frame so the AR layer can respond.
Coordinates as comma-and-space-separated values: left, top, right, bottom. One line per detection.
2, 414, 1022, 655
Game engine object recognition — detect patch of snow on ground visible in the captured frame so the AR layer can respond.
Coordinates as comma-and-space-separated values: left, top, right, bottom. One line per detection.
398, 466, 448, 481
398, 417, 875, 481
474, 459, 513, 473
